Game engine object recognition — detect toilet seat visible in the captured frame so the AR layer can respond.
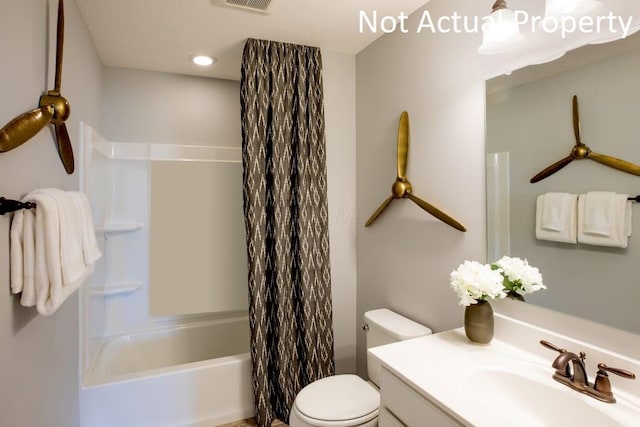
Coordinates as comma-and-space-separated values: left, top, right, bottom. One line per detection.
293, 374, 379, 426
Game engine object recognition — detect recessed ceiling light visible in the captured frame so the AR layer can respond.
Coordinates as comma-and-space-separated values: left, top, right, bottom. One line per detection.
190, 55, 216, 66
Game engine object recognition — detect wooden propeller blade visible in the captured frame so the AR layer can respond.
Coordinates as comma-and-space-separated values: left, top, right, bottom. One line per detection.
589, 151, 640, 176
54, 0, 65, 93
530, 155, 574, 183
365, 196, 394, 227
54, 122, 74, 174
0, 106, 54, 152
397, 111, 409, 180
406, 193, 467, 232
572, 95, 581, 145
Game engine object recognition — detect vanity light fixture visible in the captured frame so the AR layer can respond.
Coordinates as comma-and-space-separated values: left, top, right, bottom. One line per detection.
478, 0, 525, 55
544, 0, 602, 18
190, 54, 216, 66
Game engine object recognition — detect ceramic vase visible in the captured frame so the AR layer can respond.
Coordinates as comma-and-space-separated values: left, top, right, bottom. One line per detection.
464, 300, 494, 344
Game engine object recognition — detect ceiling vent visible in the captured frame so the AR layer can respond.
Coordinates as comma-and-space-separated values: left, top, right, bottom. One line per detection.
212, 0, 274, 14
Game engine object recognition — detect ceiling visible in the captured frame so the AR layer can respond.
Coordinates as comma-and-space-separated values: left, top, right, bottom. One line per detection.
75, 0, 431, 81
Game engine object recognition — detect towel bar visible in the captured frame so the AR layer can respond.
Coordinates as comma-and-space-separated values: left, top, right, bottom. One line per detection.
628, 196, 640, 203
0, 197, 36, 215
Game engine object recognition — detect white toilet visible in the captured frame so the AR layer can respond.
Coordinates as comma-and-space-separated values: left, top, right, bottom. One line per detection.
289, 309, 432, 427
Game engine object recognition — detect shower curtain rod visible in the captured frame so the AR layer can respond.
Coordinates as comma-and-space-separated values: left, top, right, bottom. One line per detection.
0, 197, 36, 215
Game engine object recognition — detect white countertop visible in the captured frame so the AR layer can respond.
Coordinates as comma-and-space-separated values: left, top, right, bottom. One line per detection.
369, 322, 640, 426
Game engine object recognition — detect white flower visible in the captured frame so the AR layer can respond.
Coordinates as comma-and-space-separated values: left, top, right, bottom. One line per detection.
450, 260, 506, 306
494, 256, 546, 295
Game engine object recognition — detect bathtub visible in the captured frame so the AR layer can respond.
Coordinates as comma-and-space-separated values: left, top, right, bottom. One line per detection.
80, 315, 255, 427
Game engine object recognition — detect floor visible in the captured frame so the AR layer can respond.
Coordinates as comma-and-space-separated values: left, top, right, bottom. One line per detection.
217, 418, 288, 427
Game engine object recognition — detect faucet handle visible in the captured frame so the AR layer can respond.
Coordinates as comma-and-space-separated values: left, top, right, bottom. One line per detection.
540, 340, 567, 354
597, 363, 636, 380
593, 363, 636, 403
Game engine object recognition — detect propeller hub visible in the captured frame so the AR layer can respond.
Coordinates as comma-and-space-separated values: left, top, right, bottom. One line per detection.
392, 180, 412, 198
39, 93, 70, 125
572, 144, 590, 159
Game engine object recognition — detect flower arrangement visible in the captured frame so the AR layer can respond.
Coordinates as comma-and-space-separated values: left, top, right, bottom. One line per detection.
491, 256, 545, 296
450, 257, 545, 306
450, 260, 506, 306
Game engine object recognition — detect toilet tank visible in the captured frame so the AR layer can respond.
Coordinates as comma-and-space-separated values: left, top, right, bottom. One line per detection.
364, 309, 431, 387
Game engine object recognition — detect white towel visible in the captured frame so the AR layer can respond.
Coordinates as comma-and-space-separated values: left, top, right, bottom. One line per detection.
10, 210, 24, 295
37, 188, 86, 285
69, 192, 102, 265
9, 189, 102, 315
578, 193, 632, 248
536, 193, 578, 243
540, 193, 571, 231
10, 206, 38, 307
21, 209, 36, 307
583, 192, 615, 236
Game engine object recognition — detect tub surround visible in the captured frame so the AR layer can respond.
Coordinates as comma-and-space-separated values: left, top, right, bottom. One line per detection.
370, 307, 640, 426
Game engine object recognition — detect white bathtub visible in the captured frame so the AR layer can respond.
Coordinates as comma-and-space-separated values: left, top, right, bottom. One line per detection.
80, 315, 255, 427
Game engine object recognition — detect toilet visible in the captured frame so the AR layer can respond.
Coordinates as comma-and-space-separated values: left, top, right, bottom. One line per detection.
289, 309, 432, 427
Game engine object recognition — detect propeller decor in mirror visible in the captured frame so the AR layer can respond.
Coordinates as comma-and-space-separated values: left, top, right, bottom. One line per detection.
0, 0, 74, 174
365, 111, 467, 232
530, 95, 640, 183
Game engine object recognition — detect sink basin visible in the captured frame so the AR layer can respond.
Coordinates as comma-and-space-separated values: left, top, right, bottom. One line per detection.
464, 358, 640, 427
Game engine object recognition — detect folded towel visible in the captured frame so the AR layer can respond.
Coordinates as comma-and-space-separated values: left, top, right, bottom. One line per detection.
69, 192, 101, 265
583, 192, 615, 237
10, 210, 24, 295
21, 209, 36, 307
536, 193, 578, 244
578, 193, 631, 248
39, 189, 86, 285
31, 191, 64, 314
9, 189, 102, 315
541, 193, 572, 231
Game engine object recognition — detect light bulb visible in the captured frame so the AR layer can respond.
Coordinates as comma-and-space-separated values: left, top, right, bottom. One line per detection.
190, 55, 216, 66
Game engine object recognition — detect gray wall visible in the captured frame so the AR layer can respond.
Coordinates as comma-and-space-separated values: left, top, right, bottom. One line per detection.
487, 47, 640, 334
0, 0, 103, 426
102, 67, 241, 146
355, 0, 487, 375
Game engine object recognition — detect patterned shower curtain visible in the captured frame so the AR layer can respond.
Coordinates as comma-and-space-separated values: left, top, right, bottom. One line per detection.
240, 38, 335, 427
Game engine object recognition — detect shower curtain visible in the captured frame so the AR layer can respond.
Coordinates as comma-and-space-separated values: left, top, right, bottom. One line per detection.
240, 38, 335, 426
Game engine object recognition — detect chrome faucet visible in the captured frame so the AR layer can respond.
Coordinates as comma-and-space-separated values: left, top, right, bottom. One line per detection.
540, 340, 636, 403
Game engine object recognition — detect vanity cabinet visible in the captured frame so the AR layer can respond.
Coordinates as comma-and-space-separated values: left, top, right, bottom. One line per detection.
380, 368, 463, 427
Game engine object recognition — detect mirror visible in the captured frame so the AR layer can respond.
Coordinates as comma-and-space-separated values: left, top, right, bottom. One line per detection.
486, 33, 640, 335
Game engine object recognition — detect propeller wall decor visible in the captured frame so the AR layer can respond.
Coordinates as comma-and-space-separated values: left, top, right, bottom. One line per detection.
365, 111, 467, 232
0, 0, 74, 174
530, 95, 640, 183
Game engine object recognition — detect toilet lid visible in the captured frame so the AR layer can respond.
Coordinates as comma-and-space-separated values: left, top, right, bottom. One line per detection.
294, 375, 379, 422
